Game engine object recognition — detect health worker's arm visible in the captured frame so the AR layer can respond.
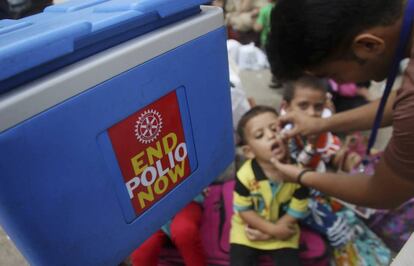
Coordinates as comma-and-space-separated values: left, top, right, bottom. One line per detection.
280, 90, 396, 138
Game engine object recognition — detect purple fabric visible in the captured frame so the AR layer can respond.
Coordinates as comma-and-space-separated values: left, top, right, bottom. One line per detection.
329, 80, 358, 97
367, 198, 414, 252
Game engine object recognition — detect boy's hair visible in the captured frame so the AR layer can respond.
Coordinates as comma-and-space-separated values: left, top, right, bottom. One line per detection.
266, 0, 404, 81
283, 75, 329, 103
237, 105, 279, 145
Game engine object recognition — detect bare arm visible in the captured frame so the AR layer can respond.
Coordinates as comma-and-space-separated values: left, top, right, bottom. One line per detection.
239, 210, 278, 236
271, 157, 414, 209
281, 90, 396, 138
303, 159, 414, 208
239, 210, 295, 239
322, 90, 395, 132
277, 213, 298, 225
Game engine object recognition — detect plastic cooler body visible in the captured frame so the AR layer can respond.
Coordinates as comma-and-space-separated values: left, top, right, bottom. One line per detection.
0, 1, 233, 265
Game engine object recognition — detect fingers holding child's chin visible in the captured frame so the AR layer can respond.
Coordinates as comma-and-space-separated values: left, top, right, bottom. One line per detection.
270, 157, 301, 183
272, 151, 286, 161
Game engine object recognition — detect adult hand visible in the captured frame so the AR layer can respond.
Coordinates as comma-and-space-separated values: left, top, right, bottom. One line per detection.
244, 225, 272, 241
270, 158, 302, 183
279, 111, 325, 139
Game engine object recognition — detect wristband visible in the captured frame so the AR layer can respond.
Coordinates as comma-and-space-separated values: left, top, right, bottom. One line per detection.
297, 169, 312, 185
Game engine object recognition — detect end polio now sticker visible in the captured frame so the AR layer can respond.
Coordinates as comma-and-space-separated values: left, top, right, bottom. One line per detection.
108, 91, 191, 216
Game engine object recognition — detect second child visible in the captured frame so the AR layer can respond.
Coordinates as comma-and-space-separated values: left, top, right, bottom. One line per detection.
280, 76, 392, 266
281, 76, 361, 172
230, 105, 308, 266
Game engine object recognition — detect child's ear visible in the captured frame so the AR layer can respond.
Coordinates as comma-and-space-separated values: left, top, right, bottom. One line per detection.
241, 145, 255, 159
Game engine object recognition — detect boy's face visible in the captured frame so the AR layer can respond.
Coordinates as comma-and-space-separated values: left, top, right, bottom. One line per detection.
242, 112, 287, 162
285, 86, 326, 118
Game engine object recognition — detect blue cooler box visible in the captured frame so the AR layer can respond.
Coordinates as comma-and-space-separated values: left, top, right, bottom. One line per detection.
0, 0, 233, 265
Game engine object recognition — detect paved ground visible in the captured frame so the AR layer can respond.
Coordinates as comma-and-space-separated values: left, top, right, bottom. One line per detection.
0, 229, 27, 265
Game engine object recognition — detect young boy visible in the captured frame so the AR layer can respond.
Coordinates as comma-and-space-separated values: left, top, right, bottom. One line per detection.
281, 75, 361, 172
230, 105, 308, 266
280, 76, 392, 264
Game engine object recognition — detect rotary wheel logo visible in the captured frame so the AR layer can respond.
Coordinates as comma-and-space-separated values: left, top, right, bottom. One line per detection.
135, 109, 163, 144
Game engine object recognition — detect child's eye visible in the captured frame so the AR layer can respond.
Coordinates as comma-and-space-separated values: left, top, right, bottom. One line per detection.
315, 104, 324, 112
254, 132, 264, 139
269, 124, 277, 132
298, 102, 309, 110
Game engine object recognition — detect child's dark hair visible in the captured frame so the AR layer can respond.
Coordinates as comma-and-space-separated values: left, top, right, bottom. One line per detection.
283, 75, 329, 103
266, 0, 404, 81
237, 105, 279, 145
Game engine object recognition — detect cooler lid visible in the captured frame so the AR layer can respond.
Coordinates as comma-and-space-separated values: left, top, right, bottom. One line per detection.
0, 0, 209, 93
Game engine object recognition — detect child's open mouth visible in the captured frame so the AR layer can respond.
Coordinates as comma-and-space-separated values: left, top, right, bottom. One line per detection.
271, 143, 283, 155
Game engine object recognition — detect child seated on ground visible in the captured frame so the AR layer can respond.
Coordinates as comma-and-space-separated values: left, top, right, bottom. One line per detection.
281, 76, 361, 172
230, 105, 308, 266
281, 76, 392, 265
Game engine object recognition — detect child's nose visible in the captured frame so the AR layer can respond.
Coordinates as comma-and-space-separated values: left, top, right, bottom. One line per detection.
265, 129, 276, 139
307, 107, 317, 117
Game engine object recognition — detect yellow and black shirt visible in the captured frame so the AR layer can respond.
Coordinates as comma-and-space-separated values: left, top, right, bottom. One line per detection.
230, 159, 309, 250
